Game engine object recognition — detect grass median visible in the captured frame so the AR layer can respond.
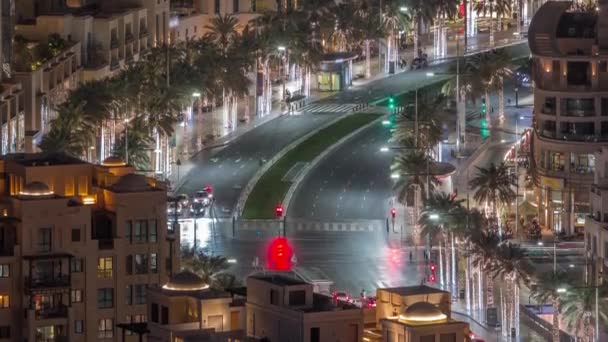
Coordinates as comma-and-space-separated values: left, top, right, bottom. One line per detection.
242, 112, 381, 219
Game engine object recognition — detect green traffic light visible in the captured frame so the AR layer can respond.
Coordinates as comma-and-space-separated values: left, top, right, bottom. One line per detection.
480, 119, 489, 139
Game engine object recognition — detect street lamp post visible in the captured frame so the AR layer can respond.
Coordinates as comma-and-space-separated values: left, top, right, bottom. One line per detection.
514, 87, 519, 107
124, 118, 129, 164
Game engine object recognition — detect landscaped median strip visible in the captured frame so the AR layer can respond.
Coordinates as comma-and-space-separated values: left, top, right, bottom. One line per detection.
242, 112, 381, 219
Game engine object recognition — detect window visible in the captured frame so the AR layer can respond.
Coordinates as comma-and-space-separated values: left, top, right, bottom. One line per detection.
440, 333, 456, 342
215, 0, 220, 13
270, 289, 278, 305
75, 320, 84, 334
71, 258, 83, 273
149, 220, 157, 242
126, 255, 133, 275
150, 253, 158, 273
97, 288, 113, 308
251, 0, 256, 12
135, 254, 148, 274
0, 326, 9, 338
135, 284, 147, 305
0, 264, 9, 278
151, 303, 159, 323
125, 220, 132, 243
0, 295, 9, 308
161, 306, 169, 324
549, 151, 565, 171
71, 289, 83, 303
233, 0, 239, 13
71, 228, 81, 242
133, 220, 147, 243
98, 318, 113, 339
126, 285, 132, 305
98, 257, 113, 278
39, 228, 52, 252
289, 290, 306, 306
311, 327, 320, 342
600, 61, 608, 73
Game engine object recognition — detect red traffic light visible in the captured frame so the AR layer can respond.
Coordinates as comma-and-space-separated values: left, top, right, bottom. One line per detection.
267, 237, 293, 271
203, 184, 213, 193
430, 263, 436, 272
430, 274, 436, 283
391, 208, 396, 218
275, 204, 284, 218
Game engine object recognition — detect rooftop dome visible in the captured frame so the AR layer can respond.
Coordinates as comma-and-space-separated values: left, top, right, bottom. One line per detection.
399, 302, 447, 323
162, 270, 209, 292
101, 156, 126, 167
111, 173, 152, 192
19, 181, 54, 197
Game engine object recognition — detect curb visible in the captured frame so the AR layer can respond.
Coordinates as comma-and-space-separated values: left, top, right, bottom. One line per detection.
284, 109, 388, 215
236, 104, 371, 217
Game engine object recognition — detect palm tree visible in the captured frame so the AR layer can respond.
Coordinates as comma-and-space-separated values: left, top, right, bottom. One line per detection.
486, 49, 513, 120
469, 162, 516, 232
39, 102, 90, 156
354, 2, 385, 78
531, 270, 574, 342
486, 241, 531, 339
391, 150, 440, 206
328, 1, 357, 53
474, 0, 512, 45
561, 285, 608, 341
382, 1, 410, 73
469, 229, 500, 318
419, 192, 464, 291
406, 0, 436, 57
180, 246, 231, 285
112, 116, 153, 171
433, 0, 460, 57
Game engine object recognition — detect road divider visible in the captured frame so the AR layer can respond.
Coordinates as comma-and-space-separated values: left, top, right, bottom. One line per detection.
242, 112, 382, 219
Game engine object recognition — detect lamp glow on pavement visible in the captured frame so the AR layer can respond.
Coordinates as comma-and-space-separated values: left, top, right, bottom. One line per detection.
380, 146, 389, 152
569, 264, 575, 268
537, 241, 544, 246
382, 120, 391, 126
557, 288, 567, 293
390, 173, 400, 179
426, 72, 435, 77
429, 213, 439, 220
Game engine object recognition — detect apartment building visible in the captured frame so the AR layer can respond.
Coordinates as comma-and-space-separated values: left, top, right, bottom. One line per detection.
13, 39, 82, 153
528, 1, 608, 234
584, 146, 608, 284
0, 153, 178, 341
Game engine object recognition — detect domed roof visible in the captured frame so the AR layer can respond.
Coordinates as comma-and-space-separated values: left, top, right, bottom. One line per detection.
399, 302, 447, 323
111, 173, 152, 192
162, 270, 209, 291
101, 156, 126, 167
19, 181, 54, 197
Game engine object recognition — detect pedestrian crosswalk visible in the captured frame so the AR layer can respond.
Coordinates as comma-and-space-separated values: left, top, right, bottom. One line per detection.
237, 219, 384, 233
300, 103, 358, 113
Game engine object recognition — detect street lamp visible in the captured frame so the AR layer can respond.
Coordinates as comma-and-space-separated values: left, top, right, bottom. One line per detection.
380, 146, 389, 152
429, 213, 439, 220
426, 72, 435, 77
400, 6, 408, 12
123, 118, 129, 165
390, 173, 400, 179
514, 87, 519, 107
556, 288, 567, 293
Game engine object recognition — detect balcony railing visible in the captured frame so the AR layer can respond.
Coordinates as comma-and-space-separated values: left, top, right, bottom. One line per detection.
98, 238, 114, 250
35, 305, 68, 320
25, 275, 70, 289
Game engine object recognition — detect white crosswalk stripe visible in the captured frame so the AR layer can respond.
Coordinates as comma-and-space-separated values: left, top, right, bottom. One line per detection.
300, 103, 358, 113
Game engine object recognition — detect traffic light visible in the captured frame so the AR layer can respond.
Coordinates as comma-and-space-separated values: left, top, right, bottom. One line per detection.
429, 262, 437, 283
480, 119, 489, 139
481, 97, 486, 115
275, 204, 284, 218
430, 263, 436, 272
388, 95, 395, 110
430, 274, 436, 283
267, 237, 293, 271
391, 208, 396, 219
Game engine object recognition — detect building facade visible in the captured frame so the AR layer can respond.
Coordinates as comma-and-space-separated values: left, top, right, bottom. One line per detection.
528, 1, 608, 234
0, 153, 178, 341
584, 146, 608, 284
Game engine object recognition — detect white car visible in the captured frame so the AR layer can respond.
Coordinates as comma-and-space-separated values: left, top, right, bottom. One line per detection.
193, 190, 213, 207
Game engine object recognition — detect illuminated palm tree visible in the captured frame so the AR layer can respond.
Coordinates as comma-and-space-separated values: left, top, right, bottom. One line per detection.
382, 1, 410, 72
468, 162, 516, 229
474, 0, 511, 45
561, 285, 608, 342
531, 271, 574, 342
354, 2, 385, 78
433, 0, 460, 57
406, 0, 436, 57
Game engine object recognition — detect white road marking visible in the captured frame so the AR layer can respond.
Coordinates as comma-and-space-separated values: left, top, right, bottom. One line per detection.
235, 158, 241, 163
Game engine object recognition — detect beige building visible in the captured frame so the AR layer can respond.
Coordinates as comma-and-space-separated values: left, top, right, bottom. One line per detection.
0, 153, 178, 341
380, 302, 468, 342
585, 146, 608, 283
16, 0, 168, 81
146, 270, 246, 341
528, 1, 608, 234
375, 286, 452, 322
13, 39, 82, 153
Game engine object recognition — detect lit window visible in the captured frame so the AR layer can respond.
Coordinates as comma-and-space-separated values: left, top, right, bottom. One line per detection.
71, 289, 83, 303
98, 257, 113, 278
0, 264, 9, 277
0, 295, 9, 308
98, 318, 113, 339
150, 253, 158, 273
74, 320, 83, 334
135, 254, 148, 274
71, 258, 83, 273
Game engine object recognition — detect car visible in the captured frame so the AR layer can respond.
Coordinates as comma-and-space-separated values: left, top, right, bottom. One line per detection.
365, 296, 377, 308
349, 298, 363, 307
333, 291, 350, 302
193, 190, 213, 207
177, 193, 190, 208
190, 201, 206, 217
167, 201, 183, 217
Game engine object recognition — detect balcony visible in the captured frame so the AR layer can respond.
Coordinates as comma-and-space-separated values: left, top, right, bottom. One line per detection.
98, 238, 114, 250
35, 305, 68, 320
110, 38, 119, 49
126, 32, 134, 43
25, 275, 70, 289
541, 105, 556, 115
126, 53, 134, 63
110, 58, 120, 71
140, 27, 148, 38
